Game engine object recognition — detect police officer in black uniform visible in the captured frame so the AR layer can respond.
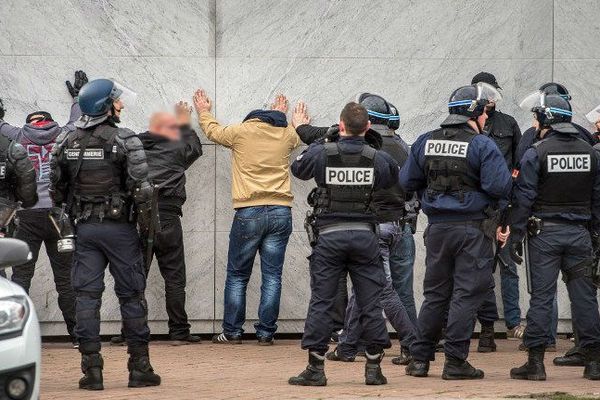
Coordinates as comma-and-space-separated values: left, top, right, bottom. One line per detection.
50, 79, 161, 390
400, 83, 512, 380
0, 100, 38, 252
516, 84, 596, 363
292, 95, 417, 364
516, 83, 596, 164
288, 102, 399, 386
510, 92, 600, 381
469, 72, 523, 352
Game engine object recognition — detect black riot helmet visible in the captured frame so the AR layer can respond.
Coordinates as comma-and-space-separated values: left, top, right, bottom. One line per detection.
520, 91, 573, 127
357, 93, 400, 130
446, 82, 502, 122
539, 82, 572, 100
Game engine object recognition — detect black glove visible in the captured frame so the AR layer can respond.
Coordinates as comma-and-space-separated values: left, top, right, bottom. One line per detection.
510, 240, 523, 264
66, 70, 88, 98
0, 98, 5, 120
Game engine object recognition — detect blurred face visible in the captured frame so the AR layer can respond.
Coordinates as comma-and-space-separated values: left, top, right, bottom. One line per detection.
149, 112, 181, 141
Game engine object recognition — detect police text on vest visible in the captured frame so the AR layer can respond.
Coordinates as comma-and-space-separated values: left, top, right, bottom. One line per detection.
547, 154, 591, 173
424, 140, 468, 158
326, 167, 374, 185
66, 149, 105, 160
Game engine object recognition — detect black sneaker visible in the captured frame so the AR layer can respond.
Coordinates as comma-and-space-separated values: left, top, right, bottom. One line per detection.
406, 360, 429, 377
257, 336, 274, 346
330, 329, 343, 343
325, 347, 355, 362
72, 337, 80, 349
170, 334, 202, 346
110, 335, 126, 346
391, 347, 412, 366
212, 332, 242, 344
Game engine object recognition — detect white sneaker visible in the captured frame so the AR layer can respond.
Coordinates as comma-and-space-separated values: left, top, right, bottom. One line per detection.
507, 325, 525, 340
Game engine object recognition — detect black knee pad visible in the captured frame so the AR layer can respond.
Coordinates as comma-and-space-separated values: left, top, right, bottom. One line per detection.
76, 291, 102, 321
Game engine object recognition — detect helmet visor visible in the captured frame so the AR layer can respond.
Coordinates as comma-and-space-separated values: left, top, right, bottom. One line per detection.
110, 81, 138, 107
586, 104, 600, 124
476, 82, 502, 103
519, 90, 544, 111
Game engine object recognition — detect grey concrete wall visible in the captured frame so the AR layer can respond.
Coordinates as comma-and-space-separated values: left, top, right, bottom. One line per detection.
1, 0, 599, 336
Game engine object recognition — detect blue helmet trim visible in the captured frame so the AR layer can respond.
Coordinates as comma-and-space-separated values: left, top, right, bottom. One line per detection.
549, 107, 573, 116
448, 100, 474, 107
367, 110, 400, 120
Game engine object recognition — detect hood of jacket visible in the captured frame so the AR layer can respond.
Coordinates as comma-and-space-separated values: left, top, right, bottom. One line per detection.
243, 110, 288, 127
20, 121, 63, 145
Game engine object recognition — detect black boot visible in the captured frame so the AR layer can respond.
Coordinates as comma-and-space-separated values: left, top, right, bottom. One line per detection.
288, 352, 327, 386
365, 352, 387, 385
584, 346, 600, 380
442, 355, 484, 380
79, 353, 104, 390
510, 345, 546, 381
477, 324, 497, 353
554, 346, 585, 367
406, 360, 429, 377
392, 346, 412, 366
127, 347, 161, 388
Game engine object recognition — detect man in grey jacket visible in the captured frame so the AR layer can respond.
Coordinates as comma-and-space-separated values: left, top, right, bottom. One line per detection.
0, 70, 86, 346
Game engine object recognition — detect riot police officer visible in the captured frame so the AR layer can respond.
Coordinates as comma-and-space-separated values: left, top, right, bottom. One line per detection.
288, 102, 398, 386
292, 95, 417, 364
516, 83, 596, 164
0, 100, 38, 219
0, 100, 38, 250
400, 83, 512, 380
510, 92, 600, 381
49, 79, 161, 390
470, 72, 524, 351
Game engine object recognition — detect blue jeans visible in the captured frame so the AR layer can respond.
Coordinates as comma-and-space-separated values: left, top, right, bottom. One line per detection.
498, 244, 521, 329
223, 206, 292, 338
389, 223, 417, 324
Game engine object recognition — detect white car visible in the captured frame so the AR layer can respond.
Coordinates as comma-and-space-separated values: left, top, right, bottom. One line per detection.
0, 238, 40, 400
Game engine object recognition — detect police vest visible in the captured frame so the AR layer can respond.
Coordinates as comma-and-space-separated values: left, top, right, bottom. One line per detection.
66, 124, 128, 219
0, 135, 13, 200
315, 142, 376, 214
370, 134, 408, 222
424, 128, 479, 196
533, 134, 597, 215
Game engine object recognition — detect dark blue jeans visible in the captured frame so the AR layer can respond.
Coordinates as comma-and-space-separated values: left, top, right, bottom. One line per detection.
223, 206, 292, 338
389, 223, 418, 324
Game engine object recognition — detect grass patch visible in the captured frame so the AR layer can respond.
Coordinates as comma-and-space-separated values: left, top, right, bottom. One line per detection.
506, 392, 600, 400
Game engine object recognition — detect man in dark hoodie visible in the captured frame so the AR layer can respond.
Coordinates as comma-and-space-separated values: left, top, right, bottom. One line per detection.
0, 70, 85, 345
112, 101, 202, 345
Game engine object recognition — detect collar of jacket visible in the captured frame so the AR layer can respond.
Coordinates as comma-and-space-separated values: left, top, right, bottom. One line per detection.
243, 109, 288, 128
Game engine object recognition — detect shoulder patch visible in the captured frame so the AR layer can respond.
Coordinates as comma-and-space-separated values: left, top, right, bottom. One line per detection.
117, 128, 137, 139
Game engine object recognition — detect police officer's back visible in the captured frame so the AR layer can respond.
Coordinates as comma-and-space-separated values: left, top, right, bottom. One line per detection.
288, 102, 398, 387
515, 83, 596, 167
50, 79, 161, 390
0, 114, 38, 238
510, 93, 600, 381
400, 83, 512, 380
